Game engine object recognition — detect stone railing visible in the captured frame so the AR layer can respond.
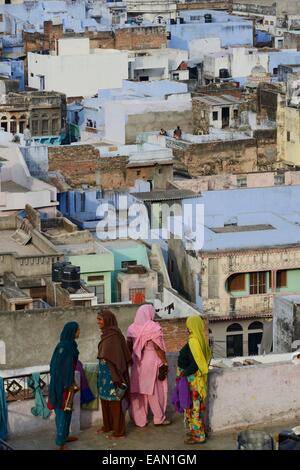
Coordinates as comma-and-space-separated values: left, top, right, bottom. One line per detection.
230, 294, 273, 314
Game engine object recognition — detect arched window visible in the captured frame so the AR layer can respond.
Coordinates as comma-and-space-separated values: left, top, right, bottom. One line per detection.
248, 321, 263, 356
19, 114, 27, 134
10, 115, 17, 134
0, 115, 8, 132
51, 114, 60, 135
227, 323, 243, 332
248, 321, 263, 330
226, 323, 243, 357
41, 113, 49, 135
31, 114, 39, 135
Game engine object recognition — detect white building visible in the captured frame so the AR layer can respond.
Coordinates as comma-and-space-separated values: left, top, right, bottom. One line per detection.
126, 0, 177, 23
0, 141, 57, 216
75, 79, 189, 135
128, 47, 189, 82
27, 38, 128, 98
202, 47, 269, 85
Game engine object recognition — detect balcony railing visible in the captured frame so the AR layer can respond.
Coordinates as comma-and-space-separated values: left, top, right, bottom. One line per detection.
229, 294, 273, 315
3, 370, 50, 402
0, 439, 14, 450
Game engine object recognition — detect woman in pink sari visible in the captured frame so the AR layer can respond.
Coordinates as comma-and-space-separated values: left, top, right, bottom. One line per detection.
127, 304, 171, 428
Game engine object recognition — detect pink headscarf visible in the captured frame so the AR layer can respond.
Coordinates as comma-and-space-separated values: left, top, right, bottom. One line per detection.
127, 304, 166, 360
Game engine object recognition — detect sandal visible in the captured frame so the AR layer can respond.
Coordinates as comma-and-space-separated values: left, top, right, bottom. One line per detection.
66, 436, 78, 442
154, 419, 171, 426
96, 428, 112, 435
106, 434, 125, 440
184, 437, 206, 445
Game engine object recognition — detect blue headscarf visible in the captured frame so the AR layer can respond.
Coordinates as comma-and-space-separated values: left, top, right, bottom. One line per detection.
49, 322, 79, 409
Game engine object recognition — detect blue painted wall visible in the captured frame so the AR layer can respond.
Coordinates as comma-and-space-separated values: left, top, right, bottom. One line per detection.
269, 51, 300, 74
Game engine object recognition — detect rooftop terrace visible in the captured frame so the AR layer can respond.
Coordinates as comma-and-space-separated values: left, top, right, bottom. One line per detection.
8, 415, 300, 451
0, 230, 42, 256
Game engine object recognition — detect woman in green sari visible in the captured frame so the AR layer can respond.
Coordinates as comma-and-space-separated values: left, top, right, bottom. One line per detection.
48, 322, 80, 450
177, 316, 212, 445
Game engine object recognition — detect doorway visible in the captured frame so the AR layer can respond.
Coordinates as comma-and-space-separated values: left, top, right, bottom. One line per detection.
222, 107, 230, 128
248, 332, 263, 355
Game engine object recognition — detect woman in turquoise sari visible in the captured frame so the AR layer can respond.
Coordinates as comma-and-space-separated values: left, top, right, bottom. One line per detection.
48, 322, 80, 450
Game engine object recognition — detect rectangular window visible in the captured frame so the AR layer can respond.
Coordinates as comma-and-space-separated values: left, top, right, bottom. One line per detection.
42, 119, 48, 135
93, 284, 105, 304
87, 275, 104, 282
233, 109, 239, 119
129, 288, 145, 302
226, 334, 243, 357
32, 120, 39, 135
237, 176, 247, 187
213, 111, 218, 121
274, 174, 285, 185
276, 270, 287, 288
121, 260, 137, 269
173, 73, 179, 80
287, 131, 291, 142
228, 273, 246, 292
250, 272, 266, 295
52, 119, 59, 134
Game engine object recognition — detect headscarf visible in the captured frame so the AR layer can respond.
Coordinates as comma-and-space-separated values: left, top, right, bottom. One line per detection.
186, 315, 212, 399
49, 322, 79, 409
97, 310, 131, 383
127, 304, 166, 360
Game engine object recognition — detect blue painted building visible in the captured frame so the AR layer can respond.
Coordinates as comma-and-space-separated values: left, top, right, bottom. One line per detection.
268, 50, 300, 75
0, 59, 25, 91
168, 10, 253, 53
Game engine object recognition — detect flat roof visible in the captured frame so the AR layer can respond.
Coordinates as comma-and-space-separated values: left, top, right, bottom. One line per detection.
194, 94, 241, 106
1, 181, 29, 193
132, 189, 197, 201
0, 230, 42, 256
210, 223, 275, 234
194, 186, 300, 251
0, 286, 31, 300
55, 241, 110, 256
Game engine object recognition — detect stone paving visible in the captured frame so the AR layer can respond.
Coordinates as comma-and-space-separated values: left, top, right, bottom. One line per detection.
8, 412, 300, 451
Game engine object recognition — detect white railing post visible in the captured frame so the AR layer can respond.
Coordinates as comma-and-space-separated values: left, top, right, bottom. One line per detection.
70, 370, 81, 434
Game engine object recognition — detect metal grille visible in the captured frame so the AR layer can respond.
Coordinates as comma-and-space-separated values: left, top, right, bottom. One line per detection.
4, 371, 50, 402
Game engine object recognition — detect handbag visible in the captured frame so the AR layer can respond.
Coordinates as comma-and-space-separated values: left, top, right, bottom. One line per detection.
115, 383, 128, 400
158, 364, 168, 381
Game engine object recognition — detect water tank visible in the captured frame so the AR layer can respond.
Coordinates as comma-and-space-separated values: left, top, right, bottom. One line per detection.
52, 261, 71, 283
219, 68, 230, 78
61, 265, 81, 291
204, 14, 212, 23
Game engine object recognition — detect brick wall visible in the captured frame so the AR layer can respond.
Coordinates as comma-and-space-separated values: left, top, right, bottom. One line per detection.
48, 145, 100, 187
24, 24, 166, 53
192, 98, 210, 135
160, 318, 189, 352
160, 317, 209, 352
99, 155, 128, 189
115, 26, 167, 50
172, 138, 257, 176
